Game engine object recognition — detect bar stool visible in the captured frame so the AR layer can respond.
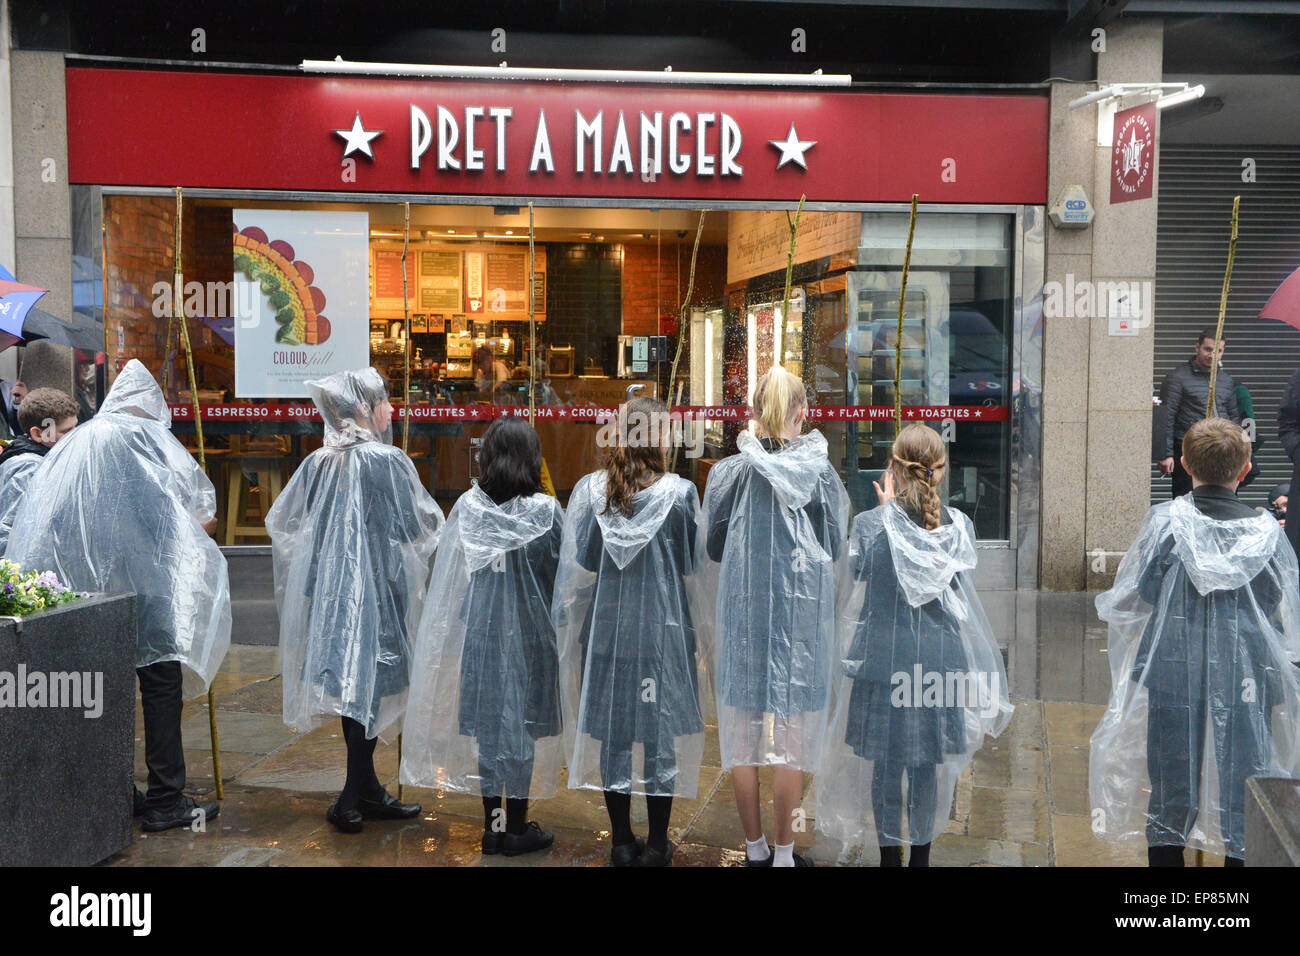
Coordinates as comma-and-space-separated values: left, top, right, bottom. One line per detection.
224, 435, 288, 545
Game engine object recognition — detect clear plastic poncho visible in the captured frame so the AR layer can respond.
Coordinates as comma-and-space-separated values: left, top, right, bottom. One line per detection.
1090, 496, 1300, 859
554, 470, 708, 797
401, 483, 566, 798
697, 430, 849, 771
5, 360, 231, 695
266, 367, 443, 741
0, 453, 44, 554
816, 501, 1013, 851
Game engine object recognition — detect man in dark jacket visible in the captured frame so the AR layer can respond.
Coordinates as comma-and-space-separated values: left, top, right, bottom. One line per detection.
1157, 329, 1242, 498
1278, 369, 1300, 569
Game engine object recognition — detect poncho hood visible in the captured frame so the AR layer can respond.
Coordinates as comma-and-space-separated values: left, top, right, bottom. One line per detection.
737, 429, 828, 511
881, 500, 977, 609
590, 470, 687, 570
100, 359, 171, 424
1168, 494, 1280, 595
306, 367, 392, 447
458, 483, 557, 573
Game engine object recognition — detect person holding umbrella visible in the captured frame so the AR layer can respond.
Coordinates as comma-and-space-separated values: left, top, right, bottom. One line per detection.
1263, 267, 1300, 570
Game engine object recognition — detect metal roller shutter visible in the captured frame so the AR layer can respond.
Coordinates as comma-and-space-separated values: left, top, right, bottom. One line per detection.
1153, 144, 1300, 507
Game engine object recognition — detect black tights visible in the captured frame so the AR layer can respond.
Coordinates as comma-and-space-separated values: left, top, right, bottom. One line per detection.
599, 742, 674, 853
479, 755, 535, 836
339, 717, 384, 811
604, 791, 673, 853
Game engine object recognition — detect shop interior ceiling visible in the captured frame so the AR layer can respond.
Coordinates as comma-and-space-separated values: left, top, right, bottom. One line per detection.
198, 199, 731, 246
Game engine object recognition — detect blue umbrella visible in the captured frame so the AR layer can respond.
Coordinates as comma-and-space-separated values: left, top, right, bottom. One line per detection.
0, 269, 50, 351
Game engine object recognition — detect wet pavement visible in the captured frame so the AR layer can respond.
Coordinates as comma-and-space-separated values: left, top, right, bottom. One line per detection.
104, 590, 1222, 867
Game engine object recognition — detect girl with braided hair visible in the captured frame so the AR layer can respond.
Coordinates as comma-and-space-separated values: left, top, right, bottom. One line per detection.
816, 424, 1012, 866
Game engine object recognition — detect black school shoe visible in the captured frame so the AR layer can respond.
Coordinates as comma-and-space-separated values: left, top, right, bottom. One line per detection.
326, 803, 364, 834
357, 790, 422, 820
745, 845, 774, 867
789, 853, 814, 868
482, 830, 505, 855
503, 821, 555, 857
640, 842, 675, 867
611, 836, 645, 867
142, 795, 220, 832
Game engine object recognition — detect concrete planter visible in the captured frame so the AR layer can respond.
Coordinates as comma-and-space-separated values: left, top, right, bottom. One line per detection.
0, 593, 137, 866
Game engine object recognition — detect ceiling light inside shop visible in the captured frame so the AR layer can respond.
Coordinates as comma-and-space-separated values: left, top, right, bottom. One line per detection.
303, 57, 851, 87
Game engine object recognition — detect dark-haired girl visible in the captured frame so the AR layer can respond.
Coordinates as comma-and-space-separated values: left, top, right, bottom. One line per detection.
401, 416, 564, 856
554, 396, 705, 867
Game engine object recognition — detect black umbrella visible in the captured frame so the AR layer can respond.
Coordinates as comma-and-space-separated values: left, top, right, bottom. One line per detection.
20, 306, 104, 353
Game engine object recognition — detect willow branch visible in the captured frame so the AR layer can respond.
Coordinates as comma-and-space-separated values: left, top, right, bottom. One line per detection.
895, 194, 919, 434
1205, 195, 1240, 418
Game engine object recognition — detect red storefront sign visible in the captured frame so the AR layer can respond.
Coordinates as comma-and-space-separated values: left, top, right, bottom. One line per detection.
1110, 102, 1156, 204
168, 403, 1010, 423
67, 68, 1047, 204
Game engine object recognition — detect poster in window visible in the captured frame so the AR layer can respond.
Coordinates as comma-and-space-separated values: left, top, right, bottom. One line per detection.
233, 209, 369, 398
427, 314, 446, 333
465, 251, 484, 314
411, 313, 428, 333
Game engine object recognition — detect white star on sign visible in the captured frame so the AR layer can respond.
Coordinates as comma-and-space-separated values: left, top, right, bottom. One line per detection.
769, 124, 816, 170
334, 112, 383, 159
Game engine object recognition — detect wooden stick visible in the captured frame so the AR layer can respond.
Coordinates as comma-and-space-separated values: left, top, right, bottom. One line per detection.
101, 197, 109, 365
895, 195, 920, 434
528, 202, 536, 427
401, 202, 412, 453
781, 195, 807, 348
174, 186, 222, 800
398, 202, 412, 800
666, 210, 707, 471
1205, 195, 1241, 418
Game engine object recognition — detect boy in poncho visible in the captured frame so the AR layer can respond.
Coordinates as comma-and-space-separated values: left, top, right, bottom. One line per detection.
0, 387, 80, 553
1091, 418, 1300, 865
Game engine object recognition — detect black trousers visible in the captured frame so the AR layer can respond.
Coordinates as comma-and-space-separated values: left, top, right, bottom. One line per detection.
1146, 686, 1266, 856
137, 661, 186, 808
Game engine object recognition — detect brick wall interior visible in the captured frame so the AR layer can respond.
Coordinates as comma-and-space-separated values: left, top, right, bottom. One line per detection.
104, 196, 232, 399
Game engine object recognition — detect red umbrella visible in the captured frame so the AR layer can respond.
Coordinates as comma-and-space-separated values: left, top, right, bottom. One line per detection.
1260, 267, 1300, 331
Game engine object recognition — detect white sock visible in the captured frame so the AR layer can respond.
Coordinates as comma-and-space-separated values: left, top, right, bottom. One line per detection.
745, 835, 771, 862
773, 842, 796, 867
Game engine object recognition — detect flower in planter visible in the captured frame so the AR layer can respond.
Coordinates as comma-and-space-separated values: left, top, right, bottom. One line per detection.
0, 560, 83, 617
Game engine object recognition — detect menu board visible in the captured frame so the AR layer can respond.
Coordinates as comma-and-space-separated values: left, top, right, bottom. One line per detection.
371, 248, 417, 314
486, 251, 528, 313
419, 250, 462, 311
370, 241, 546, 320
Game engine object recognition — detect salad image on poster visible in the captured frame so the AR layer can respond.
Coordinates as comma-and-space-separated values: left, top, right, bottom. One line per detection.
232, 210, 369, 398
